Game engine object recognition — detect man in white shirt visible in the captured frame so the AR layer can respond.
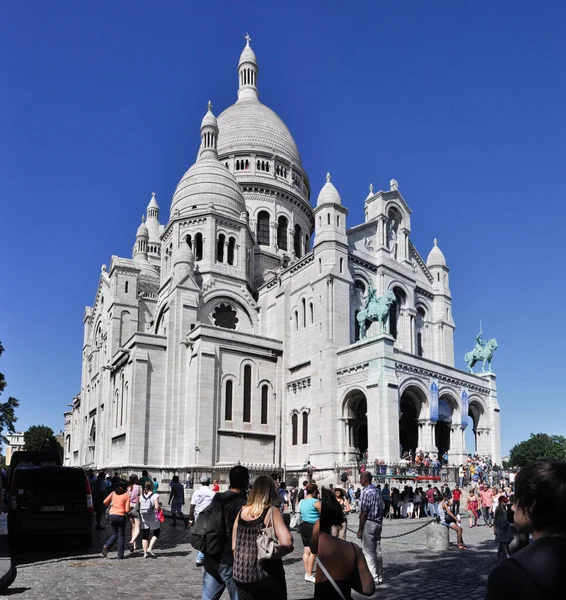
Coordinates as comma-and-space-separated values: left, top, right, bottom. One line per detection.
189, 476, 216, 567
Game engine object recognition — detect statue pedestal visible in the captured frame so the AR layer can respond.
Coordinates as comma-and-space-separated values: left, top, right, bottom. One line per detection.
426, 523, 449, 551
476, 372, 496, 382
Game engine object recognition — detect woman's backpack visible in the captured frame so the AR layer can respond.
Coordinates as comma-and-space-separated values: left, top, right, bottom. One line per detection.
139, 492, 155, 515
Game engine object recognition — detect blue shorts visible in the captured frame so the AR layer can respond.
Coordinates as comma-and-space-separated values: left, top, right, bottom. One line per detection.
440, 520, 452, 528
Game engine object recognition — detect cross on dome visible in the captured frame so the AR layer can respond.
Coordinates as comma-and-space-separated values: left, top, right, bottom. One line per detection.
326, 172, 331, 182
207, 100, 213, 112
434, 238, 438, 246
141, 215, 145, 223
369, 183, 373, 193
245, 33, 251, 46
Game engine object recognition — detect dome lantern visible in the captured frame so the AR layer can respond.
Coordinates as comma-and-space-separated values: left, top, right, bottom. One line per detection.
199, 101, 219, 160
238, 33, 258, 101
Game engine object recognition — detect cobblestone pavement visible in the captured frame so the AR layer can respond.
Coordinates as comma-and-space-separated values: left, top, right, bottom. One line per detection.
6, 509, 498, 599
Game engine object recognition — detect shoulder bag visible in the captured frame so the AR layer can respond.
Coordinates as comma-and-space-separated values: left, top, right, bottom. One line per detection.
257, 507, 293, 562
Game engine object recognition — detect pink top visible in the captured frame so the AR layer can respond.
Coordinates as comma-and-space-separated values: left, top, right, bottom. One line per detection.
480, 489, 494, 507
127, 484, 141, 505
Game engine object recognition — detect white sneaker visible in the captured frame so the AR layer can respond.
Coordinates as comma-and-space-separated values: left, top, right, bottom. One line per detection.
304, 574, 316, 583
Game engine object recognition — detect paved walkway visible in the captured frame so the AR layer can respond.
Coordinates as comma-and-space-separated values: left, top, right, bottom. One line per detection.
8, 509, 497, 599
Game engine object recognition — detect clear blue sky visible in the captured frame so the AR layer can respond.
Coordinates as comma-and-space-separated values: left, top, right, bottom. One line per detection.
1, 1, 564, 456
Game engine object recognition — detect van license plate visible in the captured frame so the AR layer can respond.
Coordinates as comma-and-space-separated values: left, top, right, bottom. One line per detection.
41, 506, 64, 512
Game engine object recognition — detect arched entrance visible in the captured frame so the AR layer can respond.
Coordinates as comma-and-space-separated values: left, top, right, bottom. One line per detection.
399, 385, 426, 458
343, 390, 368, 461
435, 396, 454, 457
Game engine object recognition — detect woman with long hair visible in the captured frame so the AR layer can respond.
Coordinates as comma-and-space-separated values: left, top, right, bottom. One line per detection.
102, 479, 130, 559
126, 474, 142, 553
332, 488, 351, 539
139, 480, 162, 558
298, 483, 321, 583
438, 494, 467, 549
232, 475, 293, 599
313, 487, 375, 599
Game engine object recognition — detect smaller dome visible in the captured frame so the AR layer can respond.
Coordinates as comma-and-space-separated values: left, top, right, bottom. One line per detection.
316, 173, 342, 207
201, 102, 218, 129
174, 242, 195, 267
170, 158, 246, 219
426, 238, 447, 268
147, 192, 159, 211
136, 217, 149, 239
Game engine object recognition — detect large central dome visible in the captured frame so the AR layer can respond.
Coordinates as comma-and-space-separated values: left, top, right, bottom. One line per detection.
217, 97, 302, 166
216, 36, 303, 168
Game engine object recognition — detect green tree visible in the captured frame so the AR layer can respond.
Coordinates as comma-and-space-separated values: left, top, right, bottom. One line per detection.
509, 433, 566, 467
0, 341, 19, 450
23, 425, 63, 456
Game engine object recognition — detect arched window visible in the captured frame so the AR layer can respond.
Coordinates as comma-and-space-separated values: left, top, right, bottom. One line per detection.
195, 233, 203, 261
257, 160, 261, 170
305, 234, 309, 253
277, 216, 288, 250
119, 311, 130, 346
416, 307, 425, 357
354, 309, 361, 342
388, 287, 407, 340
225, 380, 233, 421
256, 211, 270, 246
294, 224, 302, 258
310, 302, 314, 324
261, 385, 268, 424
327, 213, 331, 225
302, 411, 309, 444
337, 215, 340, 227
291, 413, 298, 446
302, 298, 306, 327
294, 310, 299, 331
227, 237, 236, 265
266, 162, 270, 173
186, 234, 192, 248
217, 234, 225, 263
124, 281, 128, 294
243, 365, 251, 423
340, 257, 344, 273
245, 159, 249, 170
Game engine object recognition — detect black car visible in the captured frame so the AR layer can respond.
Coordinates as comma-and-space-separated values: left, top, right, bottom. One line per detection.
9, 466, 93, 546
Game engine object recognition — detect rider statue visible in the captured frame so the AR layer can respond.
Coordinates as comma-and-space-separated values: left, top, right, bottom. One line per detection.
473, 331, 486, 357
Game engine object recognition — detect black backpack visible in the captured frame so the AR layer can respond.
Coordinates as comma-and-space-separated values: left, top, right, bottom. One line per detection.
190, 494, 242, 556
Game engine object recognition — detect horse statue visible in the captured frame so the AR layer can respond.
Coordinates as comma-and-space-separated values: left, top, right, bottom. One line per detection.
356, 287, 396, 339
464, 336, 498, 373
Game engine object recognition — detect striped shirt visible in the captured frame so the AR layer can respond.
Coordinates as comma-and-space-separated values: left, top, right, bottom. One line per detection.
359, 484, 383, 522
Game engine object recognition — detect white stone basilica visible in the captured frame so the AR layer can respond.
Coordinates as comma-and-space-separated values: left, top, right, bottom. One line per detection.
64, 38, 501, 476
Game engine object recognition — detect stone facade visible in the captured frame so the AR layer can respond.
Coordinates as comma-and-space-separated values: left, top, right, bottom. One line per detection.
64, 38, 501, 476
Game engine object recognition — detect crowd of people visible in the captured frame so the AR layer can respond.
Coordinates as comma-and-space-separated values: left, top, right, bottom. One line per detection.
85, 457, 566, 600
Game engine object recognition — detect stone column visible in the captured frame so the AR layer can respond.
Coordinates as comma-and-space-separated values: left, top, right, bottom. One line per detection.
449, 424, 466, 465
418, 419, 437, 455
270, 222, 277, 249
